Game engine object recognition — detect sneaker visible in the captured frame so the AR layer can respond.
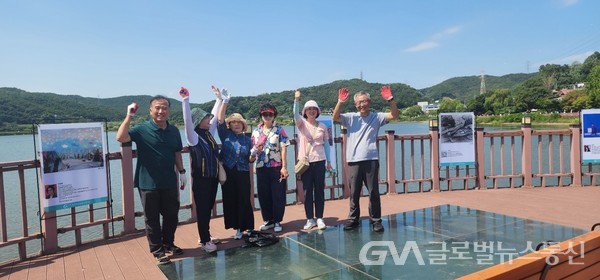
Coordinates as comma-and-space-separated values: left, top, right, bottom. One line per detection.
199, 236, 221, 245
234, 230, 243, 240
164, 244, 183, 256
274, 223, 282, 232
201, 241, 217, 253
303, 219, 316, 230
317, 218, 326, 230
373, 221, 384, 233
343, 220, 359, 231
156, 253, 171, 265
260, 221, 275, 231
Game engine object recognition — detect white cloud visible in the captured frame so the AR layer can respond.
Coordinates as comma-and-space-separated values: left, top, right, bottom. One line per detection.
561, 0, 578, 7
405, 42, 439, 53
405, 25, 462, 53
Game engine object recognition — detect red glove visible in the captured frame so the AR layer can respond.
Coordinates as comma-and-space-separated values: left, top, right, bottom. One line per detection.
338, 87, 349, 102
127, 103, 138, 116
381, 86, 393, 101
179, 87, 189, 99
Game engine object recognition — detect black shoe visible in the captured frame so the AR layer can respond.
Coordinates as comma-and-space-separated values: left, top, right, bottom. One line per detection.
343, 220, 359, 230
373, 221, 384, 232
164, 244, 184, 256
156, 253, 171, 265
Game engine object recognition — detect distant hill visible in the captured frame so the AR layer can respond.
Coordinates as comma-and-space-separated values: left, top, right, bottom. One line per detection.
420, 73, 537, 102
0, 87, 183, 124
0, 75, 531, 125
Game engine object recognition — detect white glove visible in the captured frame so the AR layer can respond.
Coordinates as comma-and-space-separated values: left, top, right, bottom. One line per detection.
179, 174, 187, 190
127, 103, 138, 116
222, 88, 231, 104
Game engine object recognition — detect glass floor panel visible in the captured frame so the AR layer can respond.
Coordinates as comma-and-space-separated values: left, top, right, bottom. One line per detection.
159, 205, 585, 279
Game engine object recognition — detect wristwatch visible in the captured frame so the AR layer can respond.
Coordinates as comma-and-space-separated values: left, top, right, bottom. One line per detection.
179, 169, 186, 174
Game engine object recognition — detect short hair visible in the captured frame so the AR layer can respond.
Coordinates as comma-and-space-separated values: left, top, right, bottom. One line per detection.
353, 91, 371, 102
150, 95, 171, 107
259, 103, 278, 118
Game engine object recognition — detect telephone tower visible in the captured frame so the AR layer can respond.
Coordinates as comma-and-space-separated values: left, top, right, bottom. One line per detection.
479, 71, 486, 95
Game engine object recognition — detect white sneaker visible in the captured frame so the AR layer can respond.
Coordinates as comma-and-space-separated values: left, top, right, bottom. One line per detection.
317, 218, 326, 230
234, 230, 243, 240
303, 219, 316, 230
201, 241, 217, 253
198, 236, 221, 245
274, 223, 282, 232
260, 221, 274, 231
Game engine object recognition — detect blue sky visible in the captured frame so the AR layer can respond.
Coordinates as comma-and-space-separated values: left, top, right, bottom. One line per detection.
1, 0, 599, 104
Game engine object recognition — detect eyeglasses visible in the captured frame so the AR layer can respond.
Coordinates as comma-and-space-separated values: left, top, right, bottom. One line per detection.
261, 113, 274, 117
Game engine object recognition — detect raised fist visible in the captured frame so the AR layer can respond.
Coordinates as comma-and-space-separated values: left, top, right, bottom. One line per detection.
381, 86, 393, 101
127, 102, 138, 116
179, 87, 189, 99
294, 89, 301, 99
338, 87, 349, 103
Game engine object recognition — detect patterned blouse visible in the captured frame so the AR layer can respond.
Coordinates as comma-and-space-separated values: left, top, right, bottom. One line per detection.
251, 123, 290, 169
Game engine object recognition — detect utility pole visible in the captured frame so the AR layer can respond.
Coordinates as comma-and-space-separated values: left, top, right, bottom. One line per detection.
479, 71, 486, 96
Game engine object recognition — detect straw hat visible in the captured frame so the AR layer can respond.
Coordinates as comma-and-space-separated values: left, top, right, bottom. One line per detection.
225, 113, 247, 132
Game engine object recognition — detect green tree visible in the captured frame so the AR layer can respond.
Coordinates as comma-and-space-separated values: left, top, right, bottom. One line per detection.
587, 64, 600, 107
538, 64, 570, 90
561, 90, 589, 112
513, 77, 552, 112
581, 51, 600, 78
484, 89, 514, 114
403, 105, 424, 117
438, 97, 466, 113
466, 93, 487, 115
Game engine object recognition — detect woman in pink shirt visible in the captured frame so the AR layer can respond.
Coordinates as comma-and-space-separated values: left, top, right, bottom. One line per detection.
293, 89, 332, 230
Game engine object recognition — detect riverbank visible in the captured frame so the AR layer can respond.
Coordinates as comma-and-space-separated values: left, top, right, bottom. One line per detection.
0, 113, 580, 135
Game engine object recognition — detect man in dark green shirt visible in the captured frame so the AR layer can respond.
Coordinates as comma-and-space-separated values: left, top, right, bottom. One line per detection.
117, 95, 186, 265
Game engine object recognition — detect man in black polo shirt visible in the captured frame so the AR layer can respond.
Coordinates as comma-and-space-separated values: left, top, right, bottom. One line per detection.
116, 95, 186, 265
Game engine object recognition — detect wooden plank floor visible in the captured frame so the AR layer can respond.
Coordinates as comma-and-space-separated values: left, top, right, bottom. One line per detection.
1, 186, 599, 280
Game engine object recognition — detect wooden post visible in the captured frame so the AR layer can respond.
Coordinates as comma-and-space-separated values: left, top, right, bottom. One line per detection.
340, 126, 350, 198
385, 130, 397, 194
570, 124, 582, 187
521, 120, 533, 188
475, 127, 486, 190
430, 123, 440, 192
119, 142, 136, 233
39, 160, 58, 254
293, 136, 304, 204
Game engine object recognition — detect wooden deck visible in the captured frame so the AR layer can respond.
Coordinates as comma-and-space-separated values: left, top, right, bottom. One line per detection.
1, 186, 599, 280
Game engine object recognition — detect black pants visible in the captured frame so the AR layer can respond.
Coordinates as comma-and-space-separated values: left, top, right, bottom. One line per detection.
256, 166, 286, 224
138, 188, 180, 257
347, 160, 382, 223
222, 166, 254, 231
301, 160, 326, 219
193, 177, 218, 244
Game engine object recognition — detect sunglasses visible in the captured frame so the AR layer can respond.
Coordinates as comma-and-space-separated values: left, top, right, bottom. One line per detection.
261, 113, 274, 117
